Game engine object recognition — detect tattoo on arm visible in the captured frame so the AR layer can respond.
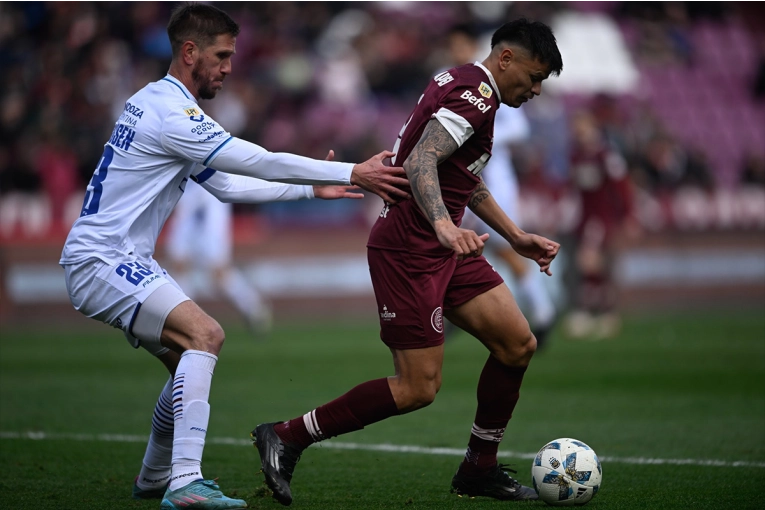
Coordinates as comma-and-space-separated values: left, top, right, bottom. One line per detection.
468, 180, 491, 210
404, 120, 459, 224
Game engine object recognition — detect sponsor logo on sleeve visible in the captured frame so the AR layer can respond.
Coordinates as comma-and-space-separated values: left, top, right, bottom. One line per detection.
190, 120, 225, 143
460, 89, 492, 113
478, 82, 493, 98
183, 106, 205, 122
434, 71, 454, 87
190, 121, 219, 135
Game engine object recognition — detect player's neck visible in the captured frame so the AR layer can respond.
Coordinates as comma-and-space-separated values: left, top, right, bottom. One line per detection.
480, 57, 500, 78
167, 64, 200, 101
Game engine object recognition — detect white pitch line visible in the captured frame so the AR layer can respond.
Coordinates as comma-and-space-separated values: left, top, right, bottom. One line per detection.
2, 431, 764, 469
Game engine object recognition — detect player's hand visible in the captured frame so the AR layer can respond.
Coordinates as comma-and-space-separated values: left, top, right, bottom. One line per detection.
350, 150, 411, 204
313, 185, 364, 200
512, 233, 560, 276
313, 150, 365, 199
434, 220, 490, 261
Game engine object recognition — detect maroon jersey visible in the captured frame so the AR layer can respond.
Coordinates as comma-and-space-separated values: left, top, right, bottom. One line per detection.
368, 63, 501, 256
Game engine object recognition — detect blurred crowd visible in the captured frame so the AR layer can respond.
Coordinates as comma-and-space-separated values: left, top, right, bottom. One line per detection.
1, 1, 764, 237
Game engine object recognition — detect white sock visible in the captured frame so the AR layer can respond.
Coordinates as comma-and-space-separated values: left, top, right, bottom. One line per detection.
520, 269, 556, 328
137, 377, 174, 490
221, 269, 267, 319
169, 350, 217, 491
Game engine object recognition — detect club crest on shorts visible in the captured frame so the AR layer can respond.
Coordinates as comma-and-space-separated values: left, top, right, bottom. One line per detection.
431, 307, 443, 333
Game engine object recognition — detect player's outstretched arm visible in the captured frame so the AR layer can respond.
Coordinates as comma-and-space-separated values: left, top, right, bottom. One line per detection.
468, 180, 560, 275
207, 138, 408, 203
314, 150, 364, 200
198, 168, 363, 204
404, 119, 489, 260
198, 169, 315, 203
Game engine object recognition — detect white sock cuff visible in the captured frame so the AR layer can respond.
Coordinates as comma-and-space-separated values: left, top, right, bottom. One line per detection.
172, 437, 206, 464
471, 423, 506, 443
180, 350, 218, 373
303, 410, 325, 441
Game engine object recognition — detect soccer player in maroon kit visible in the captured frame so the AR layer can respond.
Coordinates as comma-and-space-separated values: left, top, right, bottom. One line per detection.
253, 19, 563, 505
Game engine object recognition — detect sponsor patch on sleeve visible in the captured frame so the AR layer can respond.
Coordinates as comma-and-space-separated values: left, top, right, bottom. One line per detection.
478, 82, 493, 98
434, 71, 454, 87
183, 107, 201, 117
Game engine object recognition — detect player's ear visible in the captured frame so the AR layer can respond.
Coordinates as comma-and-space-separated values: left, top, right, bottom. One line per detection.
498, 47, 514, 70
181, 40, 197, 66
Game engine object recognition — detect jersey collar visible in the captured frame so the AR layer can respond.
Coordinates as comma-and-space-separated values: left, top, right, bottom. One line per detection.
472, 61, 502, 103
161, 75, 197, 103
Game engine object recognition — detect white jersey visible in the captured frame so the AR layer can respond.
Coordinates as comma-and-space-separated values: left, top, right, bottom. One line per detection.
61, 74, 353, 266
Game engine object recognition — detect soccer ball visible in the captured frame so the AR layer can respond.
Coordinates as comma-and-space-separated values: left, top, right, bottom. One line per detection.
531, 438, 602, 506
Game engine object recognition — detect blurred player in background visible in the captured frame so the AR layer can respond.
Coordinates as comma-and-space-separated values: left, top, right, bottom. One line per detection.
165, 181, 272, 335
564, 110, 638, 339
448, 25, 558, 348
59, 4, 408, 510
253, 19, 562, 505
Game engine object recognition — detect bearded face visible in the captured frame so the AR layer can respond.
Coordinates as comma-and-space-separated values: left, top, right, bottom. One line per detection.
192, 57, 222, 100
189, 34, 236, 100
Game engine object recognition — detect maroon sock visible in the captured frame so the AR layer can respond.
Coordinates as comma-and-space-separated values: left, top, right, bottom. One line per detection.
274, 378, 398, 449
460, 356, 527, 476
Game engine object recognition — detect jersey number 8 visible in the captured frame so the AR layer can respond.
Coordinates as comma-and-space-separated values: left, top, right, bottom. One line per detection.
81, 146, 114, 216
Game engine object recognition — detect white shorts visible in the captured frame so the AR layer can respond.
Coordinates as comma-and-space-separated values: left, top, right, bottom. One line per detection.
165, 182, 232, 268
63, 256, 190, 356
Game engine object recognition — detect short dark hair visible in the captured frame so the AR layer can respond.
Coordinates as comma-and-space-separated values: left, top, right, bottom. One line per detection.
167, 3, 240, 57
491, 18, 563, 76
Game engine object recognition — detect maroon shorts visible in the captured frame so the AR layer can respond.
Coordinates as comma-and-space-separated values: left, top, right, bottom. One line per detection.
368, 248, 504, 350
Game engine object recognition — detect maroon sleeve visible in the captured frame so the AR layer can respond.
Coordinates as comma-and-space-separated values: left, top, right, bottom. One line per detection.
432, 69, 496, 142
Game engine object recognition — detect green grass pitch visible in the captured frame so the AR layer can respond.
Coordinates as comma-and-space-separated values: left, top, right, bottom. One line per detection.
1, 311, 764, 509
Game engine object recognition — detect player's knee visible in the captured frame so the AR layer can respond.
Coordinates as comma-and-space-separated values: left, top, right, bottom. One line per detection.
397, 376, 440, 412
410, 383, 438, 410
526, 333, 539, 358
495, 329, 536, 366
191, 319, 226, 354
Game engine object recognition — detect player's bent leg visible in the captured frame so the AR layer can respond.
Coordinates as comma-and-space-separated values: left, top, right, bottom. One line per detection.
387, 345, 444, 413
249, 347, 439, 506
159, 299, 226, 355
445, 284, 537, 501
446, 283, 536, 367
252, 372, 403, 506
132, 287, 242, 505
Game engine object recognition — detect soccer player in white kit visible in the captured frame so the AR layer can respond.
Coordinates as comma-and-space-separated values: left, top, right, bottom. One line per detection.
59, 4, 408, 509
